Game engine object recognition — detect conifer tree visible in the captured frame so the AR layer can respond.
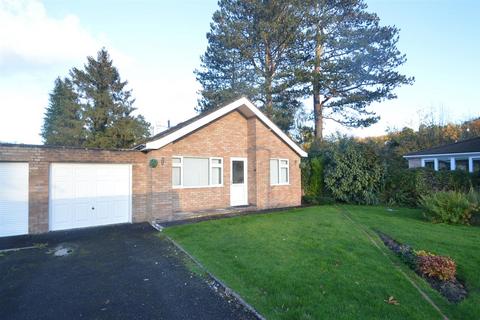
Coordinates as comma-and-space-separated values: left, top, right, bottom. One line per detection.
70, 48, 150, 148
299, 0, 413, 140
41, 77, 85, 146
196, 0, 305, 132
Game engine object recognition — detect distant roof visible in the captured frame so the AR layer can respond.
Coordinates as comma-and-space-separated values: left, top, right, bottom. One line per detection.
404, 137, 480, 157
139, 97, 308, 157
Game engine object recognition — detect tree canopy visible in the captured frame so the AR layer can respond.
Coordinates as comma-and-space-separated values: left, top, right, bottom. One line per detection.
299, 0, 413, 140
41, 49, 150, 148
196, 0, 305, 132
41, 77, 85, 146
196, 0, 413, 139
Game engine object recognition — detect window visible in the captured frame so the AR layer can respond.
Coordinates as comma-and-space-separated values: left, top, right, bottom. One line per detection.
455, 159, 469, 171
210, 158, 223, 186
172, 157, 182, 186
423, 159, 435, 170
172, 156, 223, 187
473, 158, 480, 172
270, 158, 289, 185
438, 159, 451, 171
232, 160, 245, 184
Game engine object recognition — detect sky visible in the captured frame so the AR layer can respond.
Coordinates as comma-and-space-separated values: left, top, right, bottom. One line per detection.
0, 0, 479, 144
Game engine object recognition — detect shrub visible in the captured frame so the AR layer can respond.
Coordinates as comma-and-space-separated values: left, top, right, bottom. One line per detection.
415, 250, 435, 257
382, 167, 480, 207
420, 191, 476, 225
417, 255, 457, 281
302, 195, 335, 206
382, 167, 430, 207
301, 156, 325, 199
324, 138, 385, 205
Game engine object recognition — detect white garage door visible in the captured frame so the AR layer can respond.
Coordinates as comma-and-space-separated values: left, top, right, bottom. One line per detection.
0, 163, 29, 237
50, 163, 132, 231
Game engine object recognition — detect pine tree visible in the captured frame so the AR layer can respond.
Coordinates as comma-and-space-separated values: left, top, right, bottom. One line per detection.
299, 0, 414, 140
195, 14, 257, 112
41, 77, 85, 146
70, 48, 150, 148
196, 0, 305, 132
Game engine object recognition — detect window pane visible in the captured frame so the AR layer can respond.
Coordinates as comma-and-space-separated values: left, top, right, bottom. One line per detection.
211, 159, 221, 165
424, 161, 434, 169
172, 157, 181, 164
270, 159, 279, 185
280, 167, 288, 184
172, 167, 181, 186
212, 167, 222, 185
232, 160, 244, 184
473, 159, 480, 172
183, 157, 209, 186
438, 159, 450, 171
455, 159, 468, 171
280, 160, 288, 166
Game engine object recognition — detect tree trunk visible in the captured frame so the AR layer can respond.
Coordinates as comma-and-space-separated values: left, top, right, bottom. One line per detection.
313, 90, 323, 141
264, 42, 274, 118
313, 30, 324, 141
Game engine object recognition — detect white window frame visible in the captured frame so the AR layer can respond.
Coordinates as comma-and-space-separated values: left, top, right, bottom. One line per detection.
421, 158, 438, 171
452, 157, 470, 171
209, 157, 223, 186
270, 158, 290, 186
470, 157, 480, 173
172, 156, 183, 187
172, 156, 223, 188
436, 158, 452, 171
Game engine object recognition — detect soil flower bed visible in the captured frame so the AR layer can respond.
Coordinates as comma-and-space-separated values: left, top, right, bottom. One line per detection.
377, 232, 467, 303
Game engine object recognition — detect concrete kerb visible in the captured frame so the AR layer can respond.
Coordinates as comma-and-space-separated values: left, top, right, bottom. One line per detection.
156, 228, 266, 320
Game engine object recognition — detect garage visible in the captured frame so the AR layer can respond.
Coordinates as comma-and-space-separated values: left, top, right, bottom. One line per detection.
0, 162, 29, 237
50, 163, 132, 231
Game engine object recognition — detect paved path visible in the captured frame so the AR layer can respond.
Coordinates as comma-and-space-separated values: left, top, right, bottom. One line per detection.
0, 223, 256, 320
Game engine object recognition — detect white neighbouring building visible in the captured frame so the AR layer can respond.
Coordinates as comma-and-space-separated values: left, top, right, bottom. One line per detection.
403, 137, 480, 172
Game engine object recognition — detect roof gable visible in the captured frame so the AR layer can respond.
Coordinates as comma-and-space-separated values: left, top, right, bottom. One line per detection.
404, 137, 480, 157
142, 97, 308, 157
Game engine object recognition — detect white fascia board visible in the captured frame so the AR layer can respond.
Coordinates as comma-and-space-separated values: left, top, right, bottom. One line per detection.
145, 98, 246, 150
145, 97, 308, 157
403, 151, 480, 159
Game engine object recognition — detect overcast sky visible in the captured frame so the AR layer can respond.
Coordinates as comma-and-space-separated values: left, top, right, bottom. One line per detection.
0, 0, 479, 144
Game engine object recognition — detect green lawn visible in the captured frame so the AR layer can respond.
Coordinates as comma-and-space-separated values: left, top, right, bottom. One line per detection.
164, 206, 480, 319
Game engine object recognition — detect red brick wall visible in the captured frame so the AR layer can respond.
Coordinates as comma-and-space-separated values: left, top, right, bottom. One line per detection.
147, 111, 302, 215
0, 145, 149, 233
0, 110, 303, 233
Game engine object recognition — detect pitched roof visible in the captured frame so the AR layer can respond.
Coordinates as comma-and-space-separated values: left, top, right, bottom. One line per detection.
140, 97, 308, 157
404, 136, 480, 157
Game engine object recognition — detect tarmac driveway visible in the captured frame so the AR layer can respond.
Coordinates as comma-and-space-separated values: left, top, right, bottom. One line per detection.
0, 223, 255, 320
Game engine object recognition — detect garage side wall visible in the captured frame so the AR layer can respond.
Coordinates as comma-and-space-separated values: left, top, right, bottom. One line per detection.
0, 145, 149, 234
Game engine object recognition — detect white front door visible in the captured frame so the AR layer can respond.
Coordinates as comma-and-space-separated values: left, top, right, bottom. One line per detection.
50, 163, 132, 231
0, 163, 29, 237
230, 158, 248, 206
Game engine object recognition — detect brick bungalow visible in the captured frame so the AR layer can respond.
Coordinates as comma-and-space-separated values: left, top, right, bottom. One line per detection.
0, 97, 307, 236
